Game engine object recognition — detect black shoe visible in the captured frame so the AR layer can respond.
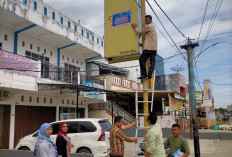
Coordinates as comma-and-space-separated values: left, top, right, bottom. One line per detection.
137, 76, 147, 79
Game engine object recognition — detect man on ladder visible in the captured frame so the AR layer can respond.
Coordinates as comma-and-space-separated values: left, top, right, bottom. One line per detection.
132, 15, 158, 80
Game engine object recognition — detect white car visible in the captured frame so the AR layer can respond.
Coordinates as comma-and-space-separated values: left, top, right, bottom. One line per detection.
15, 118, 112, 157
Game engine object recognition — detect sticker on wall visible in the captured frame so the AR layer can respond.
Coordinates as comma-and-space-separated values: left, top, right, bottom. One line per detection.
112, 10, 132, 28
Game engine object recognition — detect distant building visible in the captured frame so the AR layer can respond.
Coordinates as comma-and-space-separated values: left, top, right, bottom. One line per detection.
227, 105, 232, 112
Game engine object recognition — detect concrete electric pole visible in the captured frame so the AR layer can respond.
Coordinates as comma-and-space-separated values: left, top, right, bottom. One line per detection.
180, 38, 200, 157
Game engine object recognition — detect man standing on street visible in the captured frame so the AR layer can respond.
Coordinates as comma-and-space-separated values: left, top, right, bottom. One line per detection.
110, 116, 138, 157
132, 15, 157, 79
145, 112, 166, 157
164, 124, 190, 157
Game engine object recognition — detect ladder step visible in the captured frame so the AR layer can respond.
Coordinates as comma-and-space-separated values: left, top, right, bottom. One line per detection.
137, 101, 153, 103
137, 89, 153, 91
138, 113, 149, 116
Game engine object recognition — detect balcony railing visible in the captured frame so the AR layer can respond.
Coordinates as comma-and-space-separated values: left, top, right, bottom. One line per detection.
0, 50, 104, 87
111, 75, 143, 90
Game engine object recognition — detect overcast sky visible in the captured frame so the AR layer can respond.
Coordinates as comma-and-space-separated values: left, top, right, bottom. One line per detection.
44, 0, 232, 109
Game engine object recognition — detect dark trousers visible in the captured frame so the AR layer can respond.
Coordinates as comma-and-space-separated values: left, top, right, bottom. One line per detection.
139, 50, 157, 77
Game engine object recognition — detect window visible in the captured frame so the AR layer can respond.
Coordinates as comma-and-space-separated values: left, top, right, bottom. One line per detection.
4, 35, 7, 41
81, 29, 84, 36
67, 100, 69, 105
23, 0, 27, 5
99, 121, 112, 131
68, 21, 71, 29
101, 41, 104, 47
44, 7, 47, 16
75, 25, 77, 32
44, 97, 46, 103
37, 46, 40, 52
37, 97, 39, 103
62, 99, 64, 104
0, 42, 2, 50
50, 98, 53, 104
76, 60, 78, 64
50, 51, 52, 56
72, 100, 74, 105
81, 62, 83, 66
29, 96, 32, 102
87, 32, 89, 39
92, 35, 94, 42
79, 121, 97, 133
21, 96, 24, 102
62, 55, 64, 60
60, 17, 63, 25
30, 44, 33, 49
72, 59, 74, 63
34, 1, 37, 10
44, 49, 46, 54
68, 122, 79, 133
67, 57, 69, 62
22, 41, 25, 47
97, 38, 99, 44
52, 12, 55, 20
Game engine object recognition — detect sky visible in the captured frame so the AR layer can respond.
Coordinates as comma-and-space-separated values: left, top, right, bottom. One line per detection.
44, 0, 232, 109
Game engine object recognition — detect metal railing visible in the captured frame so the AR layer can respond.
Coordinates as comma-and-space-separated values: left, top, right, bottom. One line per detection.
89, 101, 135, 124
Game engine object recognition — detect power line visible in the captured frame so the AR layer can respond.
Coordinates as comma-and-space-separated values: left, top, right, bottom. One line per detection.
197, 0, 210, 42
153, 0, 188, 40
194, 42, 219, 59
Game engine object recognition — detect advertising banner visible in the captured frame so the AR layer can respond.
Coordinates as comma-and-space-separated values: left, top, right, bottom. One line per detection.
203, 78, 213, 100
104, 0, 139, 63
169, 95, 183, 111
0, 50, 39, 76
82, 81, 104, 100
60, 113, 77, 120
186, 92, 203, 104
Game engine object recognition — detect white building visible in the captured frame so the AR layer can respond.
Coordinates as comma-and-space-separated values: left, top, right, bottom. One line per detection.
0, 0, 106, 149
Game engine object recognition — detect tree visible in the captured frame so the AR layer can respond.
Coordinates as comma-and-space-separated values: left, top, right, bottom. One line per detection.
218, 107, 227, 114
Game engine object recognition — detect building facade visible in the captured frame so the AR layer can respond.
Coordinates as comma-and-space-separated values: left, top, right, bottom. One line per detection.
0, 0, 105, 149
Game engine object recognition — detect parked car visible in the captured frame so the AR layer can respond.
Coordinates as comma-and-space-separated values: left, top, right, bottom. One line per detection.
15, 118, 112, 157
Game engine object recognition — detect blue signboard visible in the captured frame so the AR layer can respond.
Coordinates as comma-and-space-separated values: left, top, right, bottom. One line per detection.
112, 10, 132, 27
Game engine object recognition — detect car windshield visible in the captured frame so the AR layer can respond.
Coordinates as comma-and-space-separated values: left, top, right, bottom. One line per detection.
98, 121, 112, 131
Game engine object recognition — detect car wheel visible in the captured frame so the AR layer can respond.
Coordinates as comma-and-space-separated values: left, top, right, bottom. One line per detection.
18, 146, 30, 151
77, 148, 91, 153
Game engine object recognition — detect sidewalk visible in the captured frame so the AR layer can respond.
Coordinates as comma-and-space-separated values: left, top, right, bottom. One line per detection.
124, 138, 232, 157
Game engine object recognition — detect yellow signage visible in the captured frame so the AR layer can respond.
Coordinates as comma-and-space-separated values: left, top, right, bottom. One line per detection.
104, 0, 139, 63
169, 96, 183, 111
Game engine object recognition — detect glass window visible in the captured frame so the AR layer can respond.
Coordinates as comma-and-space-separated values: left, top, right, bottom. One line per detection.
4, 35, 7, 41
51, 123, 60, 135
0, 42, 2, 50
72, 59, 74, 63
44, 7, 47, 16
97, 38, 99, 44
50, 98, 53, 104
37, 97, 39, 103
76, 60, 78, 64
67, 100, 69, 104
44, 49, 46, 54
30, 44, 33, 49
81, 29, 84, 36
37, 46, 40, 52
92, 35, 94, 42
68, 122, 79, 133
29, 96, 32, 102
79, 121, 96, 133
50, 51, 52, 56
62, 99, 64, 104
99, 121, 112, 131
52, 12, 55, 20
101, 41, 104, 47
87, 32, 89, 39
22, 41, 25, 47
68, 21, 71, 29
75, 25, 77, 32
23, 0, 27, 5
62, 55, 64, 60
34, 1, 37, 10
44, 97, 46, 103
21, 96, 24, 102
60, 17, 63, 25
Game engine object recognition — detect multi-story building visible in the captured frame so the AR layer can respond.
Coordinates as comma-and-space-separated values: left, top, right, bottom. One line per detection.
0, 0, 106, 149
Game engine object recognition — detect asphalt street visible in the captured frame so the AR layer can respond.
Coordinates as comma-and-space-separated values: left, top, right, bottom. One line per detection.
123, 128, 232, 139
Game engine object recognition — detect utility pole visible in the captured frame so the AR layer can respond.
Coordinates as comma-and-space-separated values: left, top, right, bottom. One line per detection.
180, 38, 200, 157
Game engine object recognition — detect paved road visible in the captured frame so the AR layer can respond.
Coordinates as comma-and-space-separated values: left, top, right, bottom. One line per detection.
123, 128, 232, 139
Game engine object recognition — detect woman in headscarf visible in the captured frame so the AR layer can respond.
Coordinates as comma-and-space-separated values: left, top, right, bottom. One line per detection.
34, 123, 58, 157
56, 122, 74, 157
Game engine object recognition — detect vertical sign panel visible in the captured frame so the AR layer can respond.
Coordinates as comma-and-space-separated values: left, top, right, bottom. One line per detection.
105, 0, 139, 63
203, 78, 213, 100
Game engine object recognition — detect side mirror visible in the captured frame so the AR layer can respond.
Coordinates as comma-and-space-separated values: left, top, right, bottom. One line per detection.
32, 132, 38, 137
